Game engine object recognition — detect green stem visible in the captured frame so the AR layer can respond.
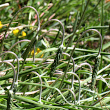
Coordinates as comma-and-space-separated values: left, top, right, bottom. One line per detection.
99, 0, 104, 94
65, 0, 90, 51
82, 0, 102, 26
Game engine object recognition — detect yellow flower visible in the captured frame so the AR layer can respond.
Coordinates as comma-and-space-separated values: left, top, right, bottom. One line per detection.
0, 21, 3, 29
30, 48, 44, 58
22, 31, 26, 37
31, 50, 34, 56
13, 29, 19, 35
36, 48, 41, 53
40, 54, 44, 58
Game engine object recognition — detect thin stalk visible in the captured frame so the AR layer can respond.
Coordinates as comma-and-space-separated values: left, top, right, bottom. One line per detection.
0, 61, 16, 90
81, 0, 85, 15
17, 82, 73, 106
78, 0, 90, 28
0, 51, 19, 85
52, 72, 81, 104
59, 29, 102, 98
31, 71, 42, 103
65, 0, 90, 50
0, 61, 16, 110
99, 0, 104, 93
64, 11, 79, 51
87, 25, 109, 30
82, 0, 102, 26
89, 91, 110, 108
9, 40, 31, 51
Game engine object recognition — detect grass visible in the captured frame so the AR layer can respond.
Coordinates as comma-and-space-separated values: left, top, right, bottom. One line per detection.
0, 0, 110, 110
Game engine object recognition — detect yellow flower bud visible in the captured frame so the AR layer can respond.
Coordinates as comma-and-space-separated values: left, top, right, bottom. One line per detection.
0, 21, 3, 29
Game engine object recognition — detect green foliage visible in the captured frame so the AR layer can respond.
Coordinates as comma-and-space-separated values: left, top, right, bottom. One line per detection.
0, 0, 110, 110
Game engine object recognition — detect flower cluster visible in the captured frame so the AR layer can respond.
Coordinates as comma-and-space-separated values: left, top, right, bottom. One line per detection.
31, 48, 43, 58
13, 29, 26, 38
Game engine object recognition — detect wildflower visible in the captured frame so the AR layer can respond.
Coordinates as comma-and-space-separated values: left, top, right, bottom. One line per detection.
40, 54, 44, 58
31, 50, 34, 56
13, 29, 19, 35
22, 31, 26, 37
36, 48, 41, 53
30, 48, 44, 58
18, 31, 26, 38
0, 21, 3, 29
